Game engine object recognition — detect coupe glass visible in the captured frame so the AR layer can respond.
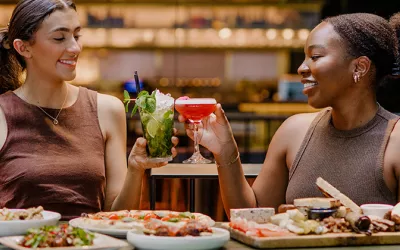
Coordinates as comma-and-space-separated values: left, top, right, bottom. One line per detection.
175, 98, 217, 164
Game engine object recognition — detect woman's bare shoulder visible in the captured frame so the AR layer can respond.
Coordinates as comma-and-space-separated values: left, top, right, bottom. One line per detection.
388, 119, 400, 149
278, 111, 321, 134
96, 93, 126, 139
0, 106, 7, 151
385, 120, 400, 176
97, 93, 125, 117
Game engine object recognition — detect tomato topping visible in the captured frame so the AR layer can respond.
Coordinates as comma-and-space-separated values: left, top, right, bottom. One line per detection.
144, 213, 159, 220
108, 214, 120, 220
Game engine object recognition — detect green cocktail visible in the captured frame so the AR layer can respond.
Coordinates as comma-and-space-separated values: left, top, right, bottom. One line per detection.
124, 89, 174, 162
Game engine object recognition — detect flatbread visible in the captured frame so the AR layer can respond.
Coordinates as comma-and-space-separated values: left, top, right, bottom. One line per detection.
76, 210, 215, 232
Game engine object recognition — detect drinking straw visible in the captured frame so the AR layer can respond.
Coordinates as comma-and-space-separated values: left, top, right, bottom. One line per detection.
134, 71, 141, 94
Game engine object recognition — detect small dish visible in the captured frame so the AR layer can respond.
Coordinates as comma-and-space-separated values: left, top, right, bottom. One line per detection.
308, 208, 337, 220
360, 204, 393, 218
0, 210, 61, 237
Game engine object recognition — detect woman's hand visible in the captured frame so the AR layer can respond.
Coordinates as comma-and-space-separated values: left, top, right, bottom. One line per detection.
178, 103, 238, 162
127, 129, 179, 172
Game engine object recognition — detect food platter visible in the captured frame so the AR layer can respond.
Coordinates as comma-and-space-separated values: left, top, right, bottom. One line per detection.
222, 223, 400, 249
127, 227, 230, 250
0, 233, 129, 250
0, 209, 61, 237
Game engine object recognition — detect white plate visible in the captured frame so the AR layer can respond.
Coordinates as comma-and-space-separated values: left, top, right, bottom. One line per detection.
127, 227, 230, 250
0, 233, 129, 250
0, 210, 61, 237
69, 218, 134, 238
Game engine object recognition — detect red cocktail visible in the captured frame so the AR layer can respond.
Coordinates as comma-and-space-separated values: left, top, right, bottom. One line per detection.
175, 98, 217, 164
175, 98, 216, 122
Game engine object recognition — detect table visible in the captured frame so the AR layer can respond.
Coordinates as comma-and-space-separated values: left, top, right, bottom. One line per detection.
2, 240, 400, 250
149, 163, 262, 212
4, 222, 400, 250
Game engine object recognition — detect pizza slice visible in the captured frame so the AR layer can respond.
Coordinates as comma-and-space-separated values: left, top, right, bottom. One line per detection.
143, 218, 213, 237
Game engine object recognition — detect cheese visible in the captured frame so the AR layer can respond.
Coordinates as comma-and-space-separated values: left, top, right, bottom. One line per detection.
230, 208, 275, 224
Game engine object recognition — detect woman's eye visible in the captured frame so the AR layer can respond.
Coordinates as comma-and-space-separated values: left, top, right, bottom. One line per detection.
74, 35, 82, 40
54, 38, 64, 41
310, 55, 321, 61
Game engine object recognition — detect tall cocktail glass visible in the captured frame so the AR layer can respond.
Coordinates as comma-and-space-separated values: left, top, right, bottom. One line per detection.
139, 90, 175, 162
175, 98, 217, 164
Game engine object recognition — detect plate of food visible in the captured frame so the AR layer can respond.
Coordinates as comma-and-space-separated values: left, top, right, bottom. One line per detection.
0, 206, 61, 236
0, 224, 129, 250
222, 177, 400, 249
69, 210, 215, 238
126, 218, 230, 250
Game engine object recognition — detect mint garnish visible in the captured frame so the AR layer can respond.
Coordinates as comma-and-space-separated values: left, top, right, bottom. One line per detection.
123, 90, 156, 117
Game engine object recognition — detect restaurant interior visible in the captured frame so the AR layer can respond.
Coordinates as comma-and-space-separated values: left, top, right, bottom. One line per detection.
1, 0, 399, 222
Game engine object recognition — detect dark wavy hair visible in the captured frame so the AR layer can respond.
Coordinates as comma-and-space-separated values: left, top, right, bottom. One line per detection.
323, 13, 399, 90
0, 0, 76, 94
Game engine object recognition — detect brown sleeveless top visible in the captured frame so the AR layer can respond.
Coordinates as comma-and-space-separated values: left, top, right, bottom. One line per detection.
0, 87, 106, 220
286, 105, 399, 206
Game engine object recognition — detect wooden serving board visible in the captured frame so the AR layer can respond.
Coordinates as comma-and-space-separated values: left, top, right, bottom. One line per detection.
221, 223, 400, 249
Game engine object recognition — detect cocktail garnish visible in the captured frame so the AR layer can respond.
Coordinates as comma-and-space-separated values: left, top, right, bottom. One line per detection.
177, 96, 190, 100
124, 90, 156, 117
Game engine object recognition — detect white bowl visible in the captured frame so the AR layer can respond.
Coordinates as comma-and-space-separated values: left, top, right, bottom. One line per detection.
127, 227, 230, 250
0, 209, 61, 236
360, 204, 394, 218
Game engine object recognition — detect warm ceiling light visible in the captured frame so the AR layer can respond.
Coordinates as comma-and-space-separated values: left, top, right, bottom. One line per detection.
143, 30, 154, 42
298, 29, 310, 40
218, 28, 232, 39
282, 28, 295, 40
266, 29, 277, 40
175, 28, 184, 37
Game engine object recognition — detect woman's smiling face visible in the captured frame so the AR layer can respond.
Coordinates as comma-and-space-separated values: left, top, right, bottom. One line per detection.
26, 8, 82, 82
298, 21, 355, 109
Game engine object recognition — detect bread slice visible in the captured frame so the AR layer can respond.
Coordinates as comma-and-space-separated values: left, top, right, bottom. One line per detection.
316, 177, 341, 198
391, 202, 400, 224
230, 208, 275, 224
316, 177, 362, 214
294, 197, 341, 209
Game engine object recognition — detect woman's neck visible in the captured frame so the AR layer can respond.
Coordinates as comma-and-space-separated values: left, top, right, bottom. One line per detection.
330, 99, 378, 131
18, 75, 68, 109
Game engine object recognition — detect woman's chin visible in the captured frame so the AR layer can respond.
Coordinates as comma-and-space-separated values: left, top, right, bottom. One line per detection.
62, 73, 77, 82
307, 98, 328, 110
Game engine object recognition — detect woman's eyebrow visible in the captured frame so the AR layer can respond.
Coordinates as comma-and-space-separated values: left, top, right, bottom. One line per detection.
49, 26, 81, 33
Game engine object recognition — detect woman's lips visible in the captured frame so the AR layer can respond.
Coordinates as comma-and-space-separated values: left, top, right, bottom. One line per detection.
302, 82, 318, 95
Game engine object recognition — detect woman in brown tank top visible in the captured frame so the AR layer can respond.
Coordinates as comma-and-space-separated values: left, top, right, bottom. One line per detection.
0, 0, 178, 220
179, 13, 400, 215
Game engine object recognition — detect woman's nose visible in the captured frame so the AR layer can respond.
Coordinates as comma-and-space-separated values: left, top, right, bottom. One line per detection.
67, 38, 82, 54
297, 62, 310, 76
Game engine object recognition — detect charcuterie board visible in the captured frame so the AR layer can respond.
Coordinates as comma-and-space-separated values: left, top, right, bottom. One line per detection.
221, 223, 400, 249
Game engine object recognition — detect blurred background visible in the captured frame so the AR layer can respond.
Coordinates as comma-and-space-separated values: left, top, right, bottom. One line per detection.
1, 0, 399, 219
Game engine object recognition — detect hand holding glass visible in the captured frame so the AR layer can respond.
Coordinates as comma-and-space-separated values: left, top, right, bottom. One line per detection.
175, 98, 217, 164
139, 91, 175, 162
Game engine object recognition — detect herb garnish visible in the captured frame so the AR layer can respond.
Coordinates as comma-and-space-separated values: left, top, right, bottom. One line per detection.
124, 90, 156, 117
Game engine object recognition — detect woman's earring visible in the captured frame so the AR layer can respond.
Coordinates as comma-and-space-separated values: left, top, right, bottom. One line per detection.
353, 73, 360, 83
